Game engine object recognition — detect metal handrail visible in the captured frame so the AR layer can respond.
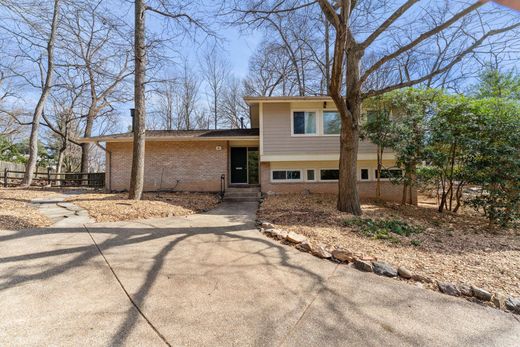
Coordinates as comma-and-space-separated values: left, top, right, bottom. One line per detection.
220, 174, 225, 199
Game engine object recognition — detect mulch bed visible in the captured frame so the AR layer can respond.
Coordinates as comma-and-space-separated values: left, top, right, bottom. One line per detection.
258, 193, 520, 297
66, 192, 220, 222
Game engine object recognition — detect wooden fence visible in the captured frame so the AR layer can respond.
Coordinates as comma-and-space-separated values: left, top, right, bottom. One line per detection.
2, 167, 105, 188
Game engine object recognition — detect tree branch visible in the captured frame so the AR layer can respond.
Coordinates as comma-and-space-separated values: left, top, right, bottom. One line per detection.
359, 0, 418, 49
361, 21, 520, 99
360, 1, 484, 83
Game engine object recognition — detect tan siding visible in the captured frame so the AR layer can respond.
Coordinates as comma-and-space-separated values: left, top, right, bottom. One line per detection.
262, 102, 378, 155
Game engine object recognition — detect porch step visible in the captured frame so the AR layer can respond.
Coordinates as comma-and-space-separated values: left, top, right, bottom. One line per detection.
223, 196, 260, 203
223, 186, 261, 202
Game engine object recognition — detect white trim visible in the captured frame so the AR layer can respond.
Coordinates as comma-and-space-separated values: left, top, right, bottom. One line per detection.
318, 168, 340, 182
374, 168, 403, 181
259, 102, 264, 155
321, 110, 341, 136
359, 167, 370, 181
270, 169, 304, 183
261, 153, 395, 162
305, 168, 317, 182
290, 109, 319, 136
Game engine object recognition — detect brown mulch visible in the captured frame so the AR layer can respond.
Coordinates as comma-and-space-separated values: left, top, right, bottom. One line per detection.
258, 193, 520, 297
0, 188, 62, 230
66, 192, 220, 223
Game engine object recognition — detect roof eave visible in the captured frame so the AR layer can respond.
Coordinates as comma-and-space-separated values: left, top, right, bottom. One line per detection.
78, 135, 260, 143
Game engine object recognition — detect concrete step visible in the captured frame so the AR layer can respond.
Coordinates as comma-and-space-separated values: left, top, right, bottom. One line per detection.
226, 187, 260, 193
225, 192, 261, 198
223, 196, 260, 203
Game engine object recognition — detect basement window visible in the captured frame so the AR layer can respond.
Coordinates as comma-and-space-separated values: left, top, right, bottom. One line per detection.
271, 170, 302, 182
320, 169, 339, 181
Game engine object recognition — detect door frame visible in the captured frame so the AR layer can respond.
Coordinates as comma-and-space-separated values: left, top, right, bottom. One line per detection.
229, 146, 259, 185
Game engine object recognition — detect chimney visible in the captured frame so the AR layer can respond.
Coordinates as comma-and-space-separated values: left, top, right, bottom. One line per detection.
240, 117, 244, 129
130, 108, 135, 132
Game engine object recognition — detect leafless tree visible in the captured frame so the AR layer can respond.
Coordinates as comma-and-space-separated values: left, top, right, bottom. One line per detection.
231, 0, 520, 214
0, 0, 61, 186
129, 0, 214, 199
150, 78, 178, 130
221, 76, 249, 128
60, 0, 132, 174
200, 46, 229, 129
176, 62, 200, 131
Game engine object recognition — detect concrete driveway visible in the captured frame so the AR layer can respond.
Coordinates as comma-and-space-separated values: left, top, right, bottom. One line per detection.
1, 202, 519, 346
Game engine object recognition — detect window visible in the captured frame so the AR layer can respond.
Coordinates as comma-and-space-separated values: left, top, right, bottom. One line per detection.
306, 169, 316, 181
323, 111, 340, 134
375, 169, 403, 179
272, 170, 302, 182
360, 169, 369, 180
320, 169, 339, 181
293, 111, 316, 135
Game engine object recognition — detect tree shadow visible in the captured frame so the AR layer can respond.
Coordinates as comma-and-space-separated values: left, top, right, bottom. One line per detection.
0, 204, 518, 346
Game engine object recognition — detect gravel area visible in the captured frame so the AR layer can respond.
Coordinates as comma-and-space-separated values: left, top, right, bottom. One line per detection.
66, 192, 221, 222
258, 193, 520, 297
0, 188, 62, 230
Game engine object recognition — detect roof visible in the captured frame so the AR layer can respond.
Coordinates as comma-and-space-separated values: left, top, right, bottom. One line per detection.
79, 128, 260, 143
244, 95, 333, 105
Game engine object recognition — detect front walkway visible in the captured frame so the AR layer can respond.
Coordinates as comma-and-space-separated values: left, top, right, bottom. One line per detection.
0, 202, 518, 346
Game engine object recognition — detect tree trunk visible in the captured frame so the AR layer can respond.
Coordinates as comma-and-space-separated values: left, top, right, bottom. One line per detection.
81, 108, 95, 174
376, 145, 382, 199
21, 0, 60, 187
128, 0, 146, 200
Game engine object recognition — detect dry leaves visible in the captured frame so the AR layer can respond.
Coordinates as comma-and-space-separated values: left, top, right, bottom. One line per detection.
258, 193, 520, 297
0, 188, 61, 230
66, 192, 220, 222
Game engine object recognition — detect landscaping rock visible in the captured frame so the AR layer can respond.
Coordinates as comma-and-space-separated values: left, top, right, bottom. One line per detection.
437, 282, 461, 297
286, 231, 306, 244
296, 241, 312, 252
459, 284, 473, 297
412, 274, 432, 283
310, 243, 331, 259
372, 262, 398, 277
397, 266, 412, 279
270, 229, 288, 240
505, 297, 520, 314
492, 293, 508, 310
261, 221, 274, 229
354, 260, 373, 272
331, 249, 356, 262
471, 286, 492, 301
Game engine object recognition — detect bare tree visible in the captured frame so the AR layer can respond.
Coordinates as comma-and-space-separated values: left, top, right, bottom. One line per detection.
232, 0, 520, 214
177, 62, 200, 130
60, 0, 132, 174
221, 76, 249, 128
129, 0, 213, 200
200, 46, 229, 129
0, 0, 61, 186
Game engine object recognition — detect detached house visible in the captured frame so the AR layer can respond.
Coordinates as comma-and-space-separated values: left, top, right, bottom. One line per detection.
81, 96, 413, 203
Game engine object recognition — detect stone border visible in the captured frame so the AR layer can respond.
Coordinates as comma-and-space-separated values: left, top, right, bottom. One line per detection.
257, 221, 520, 316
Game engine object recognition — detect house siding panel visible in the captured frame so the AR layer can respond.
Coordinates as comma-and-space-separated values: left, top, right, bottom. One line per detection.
262, 102, 378, 155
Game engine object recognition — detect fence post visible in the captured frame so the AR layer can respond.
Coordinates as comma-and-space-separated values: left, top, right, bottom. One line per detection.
47, 167, 52, 186
3, 168, 7, 187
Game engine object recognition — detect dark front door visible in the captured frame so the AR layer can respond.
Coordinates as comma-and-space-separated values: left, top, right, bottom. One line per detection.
230, 147, 248, 184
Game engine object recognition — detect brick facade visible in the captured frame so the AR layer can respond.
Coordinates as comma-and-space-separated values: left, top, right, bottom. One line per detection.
107, 141, 228, 192
260, 162, 417, 203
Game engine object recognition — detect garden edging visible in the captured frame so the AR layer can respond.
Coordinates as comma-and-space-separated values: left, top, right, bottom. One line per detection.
257, 220, 520, 315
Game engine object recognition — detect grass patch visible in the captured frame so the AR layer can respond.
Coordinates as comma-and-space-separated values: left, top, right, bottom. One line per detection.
343, 217, 422, 241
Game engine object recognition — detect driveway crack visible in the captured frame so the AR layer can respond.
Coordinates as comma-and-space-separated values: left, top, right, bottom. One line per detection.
82, 224, 171, 346
278, 263, 340, 346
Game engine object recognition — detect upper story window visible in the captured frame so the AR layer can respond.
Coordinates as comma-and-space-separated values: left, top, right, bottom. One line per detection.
323, 111, 340, 135
292, 111, 316, 135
